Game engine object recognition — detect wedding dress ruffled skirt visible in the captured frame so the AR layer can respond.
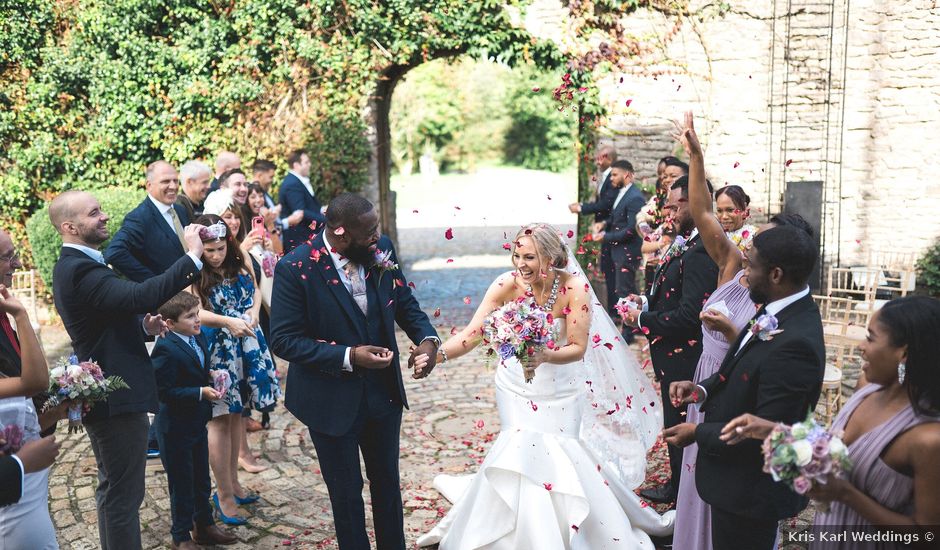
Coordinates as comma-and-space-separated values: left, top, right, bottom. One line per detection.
417, 355, 674, 549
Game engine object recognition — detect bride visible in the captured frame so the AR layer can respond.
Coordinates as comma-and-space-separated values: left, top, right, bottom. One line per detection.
414, 223, 674, 549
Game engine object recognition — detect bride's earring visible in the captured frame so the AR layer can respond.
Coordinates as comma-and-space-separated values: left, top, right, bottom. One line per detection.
898, 362, 906, 384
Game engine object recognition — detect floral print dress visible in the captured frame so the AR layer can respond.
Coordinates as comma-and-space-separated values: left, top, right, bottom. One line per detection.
205, 273, 280, 416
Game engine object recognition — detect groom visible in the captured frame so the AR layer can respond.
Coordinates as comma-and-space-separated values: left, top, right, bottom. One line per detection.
270, 193, 440, 550
666, 225, 825, 550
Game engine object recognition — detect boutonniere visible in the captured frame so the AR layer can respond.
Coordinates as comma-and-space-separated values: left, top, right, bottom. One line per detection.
659, 235, 690, 266
750, 314, 784, 341
373, 248, 399, 284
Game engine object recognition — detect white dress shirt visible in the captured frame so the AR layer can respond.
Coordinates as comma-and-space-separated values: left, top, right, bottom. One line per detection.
598, 167, 612, 195
62, 243, 106, 264
148, 194, 179, 235
323, 232, 363, 372
611, 182, 632, 210
290, 170, 314, 198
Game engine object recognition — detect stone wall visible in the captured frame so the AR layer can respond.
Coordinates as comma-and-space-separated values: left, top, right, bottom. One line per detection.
522, 0, 940, 268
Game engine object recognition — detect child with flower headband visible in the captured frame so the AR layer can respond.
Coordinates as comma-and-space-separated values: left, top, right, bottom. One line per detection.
186, 213, 280, 525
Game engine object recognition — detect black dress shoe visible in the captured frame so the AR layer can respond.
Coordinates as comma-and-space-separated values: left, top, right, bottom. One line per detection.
639, 484, 677, 504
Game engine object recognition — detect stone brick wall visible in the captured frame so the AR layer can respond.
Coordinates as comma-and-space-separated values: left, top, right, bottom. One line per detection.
522, 0, 940, 269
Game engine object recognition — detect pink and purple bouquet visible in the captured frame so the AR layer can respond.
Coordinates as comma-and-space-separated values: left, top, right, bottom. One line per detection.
762, 413, 852, 510
45, 355, 130, 433
0, 423, 24, 455
482, 298, 557, 383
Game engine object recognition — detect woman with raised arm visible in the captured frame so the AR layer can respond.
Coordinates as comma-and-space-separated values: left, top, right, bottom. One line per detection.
416, 223, 673, 549
669, 112, 816, 550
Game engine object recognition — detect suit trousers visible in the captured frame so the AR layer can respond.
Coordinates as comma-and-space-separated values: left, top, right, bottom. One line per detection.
156, 428, 214, 543
308, 377, 404, 550
711, 506, 779, 550
85, 412, 150, 550
601, 248, 617, 316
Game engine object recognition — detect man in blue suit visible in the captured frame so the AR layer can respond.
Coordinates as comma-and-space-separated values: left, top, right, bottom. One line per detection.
270, 193, 440, 550
105, 160, 191, 282
594, 160, 647, 342
278, 149, 326, 253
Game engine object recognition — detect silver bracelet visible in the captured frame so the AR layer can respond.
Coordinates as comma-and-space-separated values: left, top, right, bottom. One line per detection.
439, 348, 449, 364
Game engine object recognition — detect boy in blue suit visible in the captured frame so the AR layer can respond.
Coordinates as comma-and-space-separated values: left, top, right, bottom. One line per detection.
153, 292, 237, 549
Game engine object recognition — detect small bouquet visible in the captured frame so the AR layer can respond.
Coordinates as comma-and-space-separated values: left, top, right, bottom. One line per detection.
0, 423, 24, 455
211, 370, 231, 395
482, 298, 556, 383
260, 250, 278, 278
45, 356, 130, 433
762, 413, 852, 511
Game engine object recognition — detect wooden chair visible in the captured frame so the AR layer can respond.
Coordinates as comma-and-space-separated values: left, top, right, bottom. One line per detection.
826, 266, 876, 304
9, 269, 42, 347
814, 294, 869, 345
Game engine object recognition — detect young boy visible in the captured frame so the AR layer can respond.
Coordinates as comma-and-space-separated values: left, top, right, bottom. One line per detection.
153, 292, 237, 549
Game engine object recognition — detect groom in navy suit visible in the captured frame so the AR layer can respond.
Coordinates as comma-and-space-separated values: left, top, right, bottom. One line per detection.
270, 193, 440, 550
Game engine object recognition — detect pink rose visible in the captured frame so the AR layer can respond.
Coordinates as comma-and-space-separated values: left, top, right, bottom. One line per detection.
792, 476, 812, 495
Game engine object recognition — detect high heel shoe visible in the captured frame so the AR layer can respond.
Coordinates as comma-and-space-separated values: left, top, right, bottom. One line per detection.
234, 492, 260, 505
212, 493, 248, 526
238, 457, 268, 473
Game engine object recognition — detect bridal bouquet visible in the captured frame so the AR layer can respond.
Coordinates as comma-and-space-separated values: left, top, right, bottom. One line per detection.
482, 298, 556, 383
762, 413, 852, 511
45, 356, 129, 433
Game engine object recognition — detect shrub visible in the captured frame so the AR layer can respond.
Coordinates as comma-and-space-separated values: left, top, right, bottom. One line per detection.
503, 69, 577, 172
915, 240, 940, 297
26, 187, 145, 290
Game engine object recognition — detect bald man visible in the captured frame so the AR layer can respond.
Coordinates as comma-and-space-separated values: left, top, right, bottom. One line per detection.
208, 151, 241, 193
105, 161, 192, 282
51, 190, 205, 550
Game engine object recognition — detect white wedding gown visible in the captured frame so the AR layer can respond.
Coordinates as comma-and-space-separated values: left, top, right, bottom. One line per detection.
0, 396, 58, 549
417, 319, 674, 549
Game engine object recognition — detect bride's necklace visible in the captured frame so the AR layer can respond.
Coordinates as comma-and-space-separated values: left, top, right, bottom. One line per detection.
526, 272, 560, 311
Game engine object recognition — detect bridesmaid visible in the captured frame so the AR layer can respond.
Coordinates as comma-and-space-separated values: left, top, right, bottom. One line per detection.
721, 296, 940, 549
669, 111, 815, 550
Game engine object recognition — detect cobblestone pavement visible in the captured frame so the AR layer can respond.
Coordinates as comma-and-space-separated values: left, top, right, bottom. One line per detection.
46, 184, 814, 547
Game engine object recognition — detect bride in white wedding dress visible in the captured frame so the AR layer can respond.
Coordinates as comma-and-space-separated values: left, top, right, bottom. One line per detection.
413, 223, 674, 549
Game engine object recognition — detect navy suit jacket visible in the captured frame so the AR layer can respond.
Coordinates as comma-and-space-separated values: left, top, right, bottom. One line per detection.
152, 332, 212, 436
105, 197, 190, 282
278, 173, 325, 252
603, 184, 646, 268
270, 232, 437, 436
581, 173, 619, 223
53, 247, 200, 421
0, 456, 21, 507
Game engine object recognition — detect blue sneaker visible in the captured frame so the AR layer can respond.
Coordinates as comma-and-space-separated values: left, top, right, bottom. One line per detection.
146, 448, 160, 459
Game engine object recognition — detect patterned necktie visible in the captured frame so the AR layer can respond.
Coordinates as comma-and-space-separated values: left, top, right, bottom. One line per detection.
188, 335, 204, 368
169, 207, 189, 252
344, 262, 369, 315
0, 313, 20, 357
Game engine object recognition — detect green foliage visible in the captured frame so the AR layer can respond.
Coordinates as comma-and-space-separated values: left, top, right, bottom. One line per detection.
504, 68, 577, 172
915, 240, 940, 297
304, 110, 371, 197
26, 187, 145, 290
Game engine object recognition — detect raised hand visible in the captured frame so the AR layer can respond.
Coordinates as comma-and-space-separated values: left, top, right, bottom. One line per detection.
183, 224, 206, 257
671, 111, 702, 157
720, 413, 778, 445
143, 313, 168, 337
0, 285, 26, 318
352, 345, 394, 370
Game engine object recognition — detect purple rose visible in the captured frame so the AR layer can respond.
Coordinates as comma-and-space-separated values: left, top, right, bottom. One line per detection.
792, 476, 812, 495
812, 438, 830, 460
753, 314, 779, 333
497, 343, 516, 360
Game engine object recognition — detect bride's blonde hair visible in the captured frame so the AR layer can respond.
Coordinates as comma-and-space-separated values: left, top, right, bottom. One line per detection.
512, 223, 569, 271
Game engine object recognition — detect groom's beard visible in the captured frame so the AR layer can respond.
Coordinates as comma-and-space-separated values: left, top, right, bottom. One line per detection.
345, 243, 375, 266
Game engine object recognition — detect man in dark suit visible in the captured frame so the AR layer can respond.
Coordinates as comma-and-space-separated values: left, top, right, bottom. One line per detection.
271, 193, 439, 550
621, 175, 719, 504
593, 160, 647, 341
569, 144, 620, 223
177, 160, 212, 220
105, 160, 192, 282
152, 292, 236, 549
0, 437, 61, 507
279, 149, 326, 253
666, 225, 825, 550
252, 158, 303, 234
50, 190, 205, 550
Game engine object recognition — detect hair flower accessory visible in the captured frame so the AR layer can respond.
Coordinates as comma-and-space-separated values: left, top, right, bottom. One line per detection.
198, 221, 227, 241
750, 313, 784, 341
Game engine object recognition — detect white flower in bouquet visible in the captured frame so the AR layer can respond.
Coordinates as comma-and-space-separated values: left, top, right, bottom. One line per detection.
791, 439, 813, 467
